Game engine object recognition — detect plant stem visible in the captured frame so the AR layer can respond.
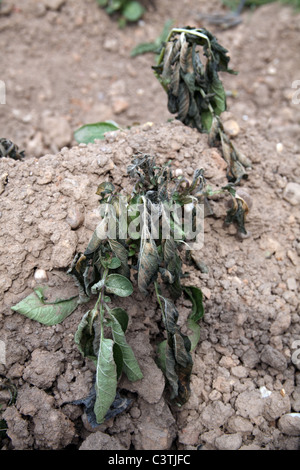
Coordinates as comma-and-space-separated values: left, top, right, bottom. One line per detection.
93, 267, 109, 335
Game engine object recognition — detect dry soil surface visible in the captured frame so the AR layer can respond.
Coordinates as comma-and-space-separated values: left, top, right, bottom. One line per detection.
0, 0, 300, 450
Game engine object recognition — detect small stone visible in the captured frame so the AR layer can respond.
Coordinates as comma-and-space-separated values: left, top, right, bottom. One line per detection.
34, 269, 48, 282
235, 390, 265, 420
276, 142, 284, 153
200, 401, 234, 430
278, 413, 300, 436
79, 431, 127, 450
66, 206, 84, 230
283, 182, 300, 206
231, 365, 248, 378
112, 98, 129, 115
215, 433, 242, 450
263, 391, 291, 421
260, 345, 287, 371
241, 348, 260, 368
287, 277, 297, 291
227, 416, 253, 433
223, 119, 240, 137
43, 0, 66, 10
270, 311, 292, 335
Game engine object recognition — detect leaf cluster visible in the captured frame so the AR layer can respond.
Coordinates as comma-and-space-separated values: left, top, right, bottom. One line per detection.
96, 0, 145, 26
153, 27, 235, 134
153, 27, 253, 184
11, 151, 250, 424
0, 138, 25, 160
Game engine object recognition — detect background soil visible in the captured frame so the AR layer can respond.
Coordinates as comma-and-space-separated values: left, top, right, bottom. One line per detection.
0, 0, 300, 450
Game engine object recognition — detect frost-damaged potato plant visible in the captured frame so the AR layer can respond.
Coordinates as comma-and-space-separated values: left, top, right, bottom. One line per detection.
11, 153, 248, 425
153, 27, 252, 183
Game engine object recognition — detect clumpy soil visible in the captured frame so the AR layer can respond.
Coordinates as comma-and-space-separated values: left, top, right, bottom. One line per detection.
0, 0, 300, 450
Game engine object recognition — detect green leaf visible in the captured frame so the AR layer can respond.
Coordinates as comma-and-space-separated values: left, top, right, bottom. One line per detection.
74, 121, 120, 144
94, 337, 118, 424
11, 287, 78, 326
108, 257, 122, 269
183, 286, 204, 350
201, 109, 213, 131
108, 239, 130, 278
108, 308, 143, 381
105, 274, 133, 297
113, 343, 124, 379
131, 41, 160, 57
156, 339, 167, 374
210, 76, 226, 116
122, 1, 144, 21
96, 0, 108, 6
110, 307, 129, 332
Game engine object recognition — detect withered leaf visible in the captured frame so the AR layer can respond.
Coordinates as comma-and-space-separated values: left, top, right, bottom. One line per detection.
138, 238, 159, 294
108, 239, 130, 278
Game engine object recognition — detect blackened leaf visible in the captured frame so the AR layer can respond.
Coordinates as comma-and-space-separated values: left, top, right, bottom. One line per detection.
110, 307, 129, 332
74, 309, 97, 362
165, 342, 179, 398
177, 82, 190, 122
162, 238, 182, 300
108, 308, 143, 382
74, 121, 120, 144
96, 181, 115, 196
11, 287, 79, 326
159, 295, 179, 336
113, 343, 124, 380
183, 285, 204, 350
105, 274, 133, 297
225, 196, 248, 234
84, 218, 108, 255
73, 384, 132, 428
138, 239, 159, 294
183, 286, 204, 322
157, 295, 193, 404
94, 337, 117, 424
108, 239, 130, 278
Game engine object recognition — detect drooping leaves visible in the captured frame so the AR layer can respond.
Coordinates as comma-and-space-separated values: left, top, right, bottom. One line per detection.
0, 138, 25, 160
74, 308, 98, 363
11, 287, 79, 326
183, 285, 204, 350
105, 274, 133, 297
108, 308, 143, 381
72, 386, 132, 429
153, 27, 250, 184
94, 337, 118, 424
158, 294, 193, 404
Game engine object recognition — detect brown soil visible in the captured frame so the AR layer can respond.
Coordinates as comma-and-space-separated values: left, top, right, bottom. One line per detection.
0, 0, 300, 450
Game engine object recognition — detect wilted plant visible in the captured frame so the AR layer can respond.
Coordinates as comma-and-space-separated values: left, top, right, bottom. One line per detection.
0, 138, 25, 160
12, 152, 248, 425
153, 27, 252, 183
